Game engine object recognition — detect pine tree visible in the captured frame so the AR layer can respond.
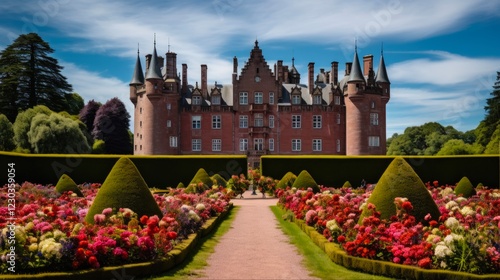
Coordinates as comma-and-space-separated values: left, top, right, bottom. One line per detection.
0, 33, 72, 122
485, 71, 500, 125
92, 97, 132, 154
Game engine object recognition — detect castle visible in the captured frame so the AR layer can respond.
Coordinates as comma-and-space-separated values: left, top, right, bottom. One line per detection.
129, 40, 390, 167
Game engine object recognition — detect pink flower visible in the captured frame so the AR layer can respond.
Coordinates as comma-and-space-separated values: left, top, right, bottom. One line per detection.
94, 214, 106, 224
102, 208, 113, 216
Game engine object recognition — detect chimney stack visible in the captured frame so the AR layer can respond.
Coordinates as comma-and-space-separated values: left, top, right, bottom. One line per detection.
201, 64, 208, 99
345, 62, 352, 76
277, 60, 284, 82
331, 61, 338, 86
166, 52, 177, 79
182, 63, 188, 94
308, 62, 314, 95
363, 55, 373, 77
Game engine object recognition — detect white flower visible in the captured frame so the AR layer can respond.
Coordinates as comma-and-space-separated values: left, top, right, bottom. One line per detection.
39, 238, 63, 259
444, 217, 462, 230
440, 187, 454, 197
188, 210, 201, 222
445, 201, 459, 211
326, 220, 340, 232
434, 243, 453, 258
460, 206, 475, 217
195, 203, 206, 211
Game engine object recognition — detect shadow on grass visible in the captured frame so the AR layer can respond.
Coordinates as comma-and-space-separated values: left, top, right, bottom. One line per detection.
143, 206, 240, 280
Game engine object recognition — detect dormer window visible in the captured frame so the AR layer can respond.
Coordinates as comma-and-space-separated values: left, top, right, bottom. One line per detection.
313, 94, 322, 105
193, 95, 202, 105
292, 94, 301, 105
334, 95, 341, 105
212, 95, 221, 105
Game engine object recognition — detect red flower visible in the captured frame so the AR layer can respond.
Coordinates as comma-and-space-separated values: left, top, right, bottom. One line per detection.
337, 235, 346, 243
140, 215, 149, 225
167, 231, 177, 240
88, 256, 100, 269
402, 201, 413, 212
417, 257, 432, 269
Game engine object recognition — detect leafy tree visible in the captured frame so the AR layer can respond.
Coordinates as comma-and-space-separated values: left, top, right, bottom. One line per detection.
484, 124, 500, 154
92, 97, 132, 154
79, 99, 101, 136
13, 105, 52, 151
27, 112, 90, 154
0, 114, 15, 151
65, 92, 84, 115
0, 33, 72, 122
437, 139, 483, 155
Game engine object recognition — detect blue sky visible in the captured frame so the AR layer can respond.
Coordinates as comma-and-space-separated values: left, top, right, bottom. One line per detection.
1, 0, 499, 137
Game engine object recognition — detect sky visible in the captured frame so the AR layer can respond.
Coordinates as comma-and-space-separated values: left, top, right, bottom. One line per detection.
0, 0, 499, 137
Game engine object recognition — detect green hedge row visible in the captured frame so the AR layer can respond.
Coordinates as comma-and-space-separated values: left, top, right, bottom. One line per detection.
261, 155, 499, 188
0, 152, 247, 188
292, 214, 500, 280
0, 204, 233, 280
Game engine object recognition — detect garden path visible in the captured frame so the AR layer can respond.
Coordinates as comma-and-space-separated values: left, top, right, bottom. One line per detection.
196, 189, 320, 280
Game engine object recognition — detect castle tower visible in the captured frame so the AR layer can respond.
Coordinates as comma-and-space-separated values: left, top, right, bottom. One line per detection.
344, 46, 390, 155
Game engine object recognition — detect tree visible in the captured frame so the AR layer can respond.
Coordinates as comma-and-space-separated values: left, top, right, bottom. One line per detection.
0, 33, 73, 122
484, 124, 500, 154
437, 139, 483, 155
92, 97, 132, 154
13, 105, 52, 151
27, 112, 90, 154
65, 92, 84, 115
484, 72, 500, 125
0, 114, 15, 151
79, 99, 101, 135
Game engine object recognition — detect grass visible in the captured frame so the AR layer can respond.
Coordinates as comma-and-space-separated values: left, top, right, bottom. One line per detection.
270, 205, 394, 280
145, 206, 240, 280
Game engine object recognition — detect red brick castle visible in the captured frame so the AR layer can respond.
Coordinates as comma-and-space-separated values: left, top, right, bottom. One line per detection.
130, 40, 390, 166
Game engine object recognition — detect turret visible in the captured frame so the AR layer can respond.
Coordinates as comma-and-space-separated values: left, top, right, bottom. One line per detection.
129, 48, 144, 104
375, 52, 390, 99
145, 39, 163, 97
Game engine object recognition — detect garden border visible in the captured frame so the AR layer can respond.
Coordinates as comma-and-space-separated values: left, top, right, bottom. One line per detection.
0, 203, 233, 280
290, 215, 500, 280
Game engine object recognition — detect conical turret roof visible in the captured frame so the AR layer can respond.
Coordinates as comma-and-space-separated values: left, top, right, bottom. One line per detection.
348, 49, 365, 83
145, 40, 162, 80
375, 54, 390, 84
130, 49, 145, 85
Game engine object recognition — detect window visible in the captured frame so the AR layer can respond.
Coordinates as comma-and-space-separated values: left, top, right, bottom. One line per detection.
292, 115, 301, 128
254, 113, 263, 127
369, 136, 380, 147
313, 115, 322, 129
292, 139, 301, 151
313, 94, 322, 105
192, 116, 201, 129
140, 107, 142, 114
334, 95, 341, 105
239, 115, 248, 128
337, 113, 341, 124
254, 138, 264, 151
313, 139, 322, 151
212, 95, 220, 105
269, 115, 275, 128
292, 94, 301, 105
269, 92, 275, 104
140, 121, 142, 128
212, 139, 221, 151
167, 103, 171, 110
192, 139, 201, 151
167, 120, 171, 127
269, 138, 274, 151
169, 136, 178, 147
371, 101, 376, 109
254, 92, 263, 104
239, 139, 248, 151
192, 95, 202, 105
370, 113, 379, 125
239, 92, 248, 105
336, 139, 341, 152
212, 115, 221, 129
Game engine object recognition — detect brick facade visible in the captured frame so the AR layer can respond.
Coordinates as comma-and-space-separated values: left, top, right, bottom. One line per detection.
130, 41, 390, 167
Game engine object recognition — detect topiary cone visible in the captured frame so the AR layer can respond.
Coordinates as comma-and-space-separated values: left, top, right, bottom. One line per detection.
85, 157, 162, 224
55, 174, 83, 197
359, 157, 440, 224
454, 176, 476, 198
188, 168, 213, 188
291, 170, 320, 193
277, 172, 296, 189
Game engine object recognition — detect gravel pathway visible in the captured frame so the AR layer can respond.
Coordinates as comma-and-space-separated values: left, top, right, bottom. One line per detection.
196, 190, 320, 280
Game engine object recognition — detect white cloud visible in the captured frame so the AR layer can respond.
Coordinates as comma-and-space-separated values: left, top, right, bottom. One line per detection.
388, 51, 500, 86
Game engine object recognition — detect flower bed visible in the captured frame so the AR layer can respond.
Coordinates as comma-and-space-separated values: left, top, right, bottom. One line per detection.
276, 182, 500, 275
0, 182, 232, 275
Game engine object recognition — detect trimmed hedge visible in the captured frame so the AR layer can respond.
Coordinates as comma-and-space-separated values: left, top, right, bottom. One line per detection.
0, 152, 246, 188
261, 155, 499, 187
